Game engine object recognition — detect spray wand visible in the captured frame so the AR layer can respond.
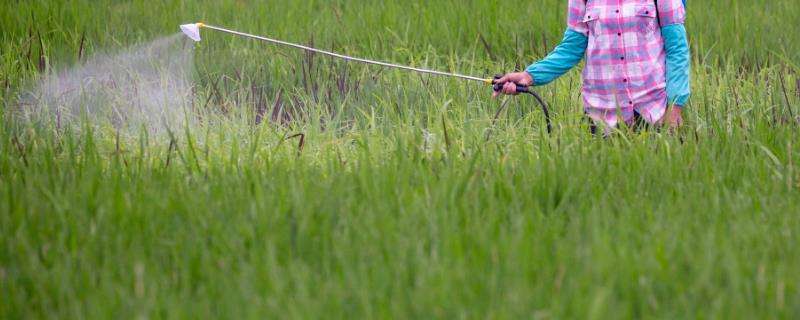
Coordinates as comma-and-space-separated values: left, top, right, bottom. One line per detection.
180, 23, 551, 132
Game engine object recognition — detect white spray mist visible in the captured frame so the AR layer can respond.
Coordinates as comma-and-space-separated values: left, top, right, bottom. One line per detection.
22, 33, 196, 135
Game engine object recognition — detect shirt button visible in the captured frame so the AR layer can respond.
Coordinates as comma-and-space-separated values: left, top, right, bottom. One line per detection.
620, 56, 625, 60
618, 32, 622, 36
623, 79, 628, 82
616, 10, 620, 13
629, 101, 633, 105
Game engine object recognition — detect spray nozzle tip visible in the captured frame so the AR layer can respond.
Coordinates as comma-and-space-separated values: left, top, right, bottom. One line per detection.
180, 23, 202, 42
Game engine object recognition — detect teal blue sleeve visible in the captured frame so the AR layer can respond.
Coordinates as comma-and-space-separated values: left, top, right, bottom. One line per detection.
525, 28, 588, 86
661, 24, 691, 107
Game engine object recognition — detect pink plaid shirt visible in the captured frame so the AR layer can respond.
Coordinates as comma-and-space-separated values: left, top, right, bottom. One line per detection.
569, 0, 686, 127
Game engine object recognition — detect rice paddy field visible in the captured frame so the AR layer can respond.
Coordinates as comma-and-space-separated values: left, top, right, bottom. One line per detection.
2, 0, 800, 318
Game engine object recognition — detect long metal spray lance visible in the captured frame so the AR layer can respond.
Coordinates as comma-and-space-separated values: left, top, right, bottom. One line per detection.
182, 23, 510, 87
179, 22, 550, 131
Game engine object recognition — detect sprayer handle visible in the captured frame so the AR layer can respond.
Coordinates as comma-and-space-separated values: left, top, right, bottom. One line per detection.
492, 74, 530, 94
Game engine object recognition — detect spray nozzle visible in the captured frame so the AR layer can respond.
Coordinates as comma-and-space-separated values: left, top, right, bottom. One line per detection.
180, 23, 202, 42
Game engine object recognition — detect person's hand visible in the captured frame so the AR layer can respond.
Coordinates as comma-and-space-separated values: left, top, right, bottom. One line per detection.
664, 107, 684, 129
492, 72, 534, 98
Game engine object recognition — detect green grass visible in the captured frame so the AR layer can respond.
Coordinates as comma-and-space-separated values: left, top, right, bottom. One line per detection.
2, 0, 800, 318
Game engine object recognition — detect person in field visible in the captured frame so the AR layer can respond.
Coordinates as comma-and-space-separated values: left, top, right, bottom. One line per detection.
494, 0, 690, 130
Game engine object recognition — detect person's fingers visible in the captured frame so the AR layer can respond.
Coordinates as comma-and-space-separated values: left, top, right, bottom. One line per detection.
492, 73, 529, 97
670, 116, 682, 128
492, 74, 509, 98
496, 74, 511, 84
503, 82, 517, 95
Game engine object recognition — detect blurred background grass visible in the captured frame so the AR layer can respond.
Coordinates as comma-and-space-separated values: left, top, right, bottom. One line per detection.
2, 0, 799, 76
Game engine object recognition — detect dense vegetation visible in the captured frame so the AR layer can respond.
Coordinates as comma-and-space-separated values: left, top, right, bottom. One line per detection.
2, 0, 799, 318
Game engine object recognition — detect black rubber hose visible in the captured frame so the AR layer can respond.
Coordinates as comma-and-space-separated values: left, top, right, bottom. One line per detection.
492, 75, 552, 134
520, 89, 552, 134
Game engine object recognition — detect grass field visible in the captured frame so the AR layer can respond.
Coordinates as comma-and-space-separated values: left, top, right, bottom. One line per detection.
2, 0, 800, 318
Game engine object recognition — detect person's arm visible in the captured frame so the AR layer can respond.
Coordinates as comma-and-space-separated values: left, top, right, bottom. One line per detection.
525, 28, 588, 86
662, 24, 690, 107
658, 0, 690, 108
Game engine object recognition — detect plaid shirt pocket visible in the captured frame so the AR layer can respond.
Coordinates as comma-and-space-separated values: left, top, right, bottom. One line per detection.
582, 7, 601, 36
635, 4, 659, 34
